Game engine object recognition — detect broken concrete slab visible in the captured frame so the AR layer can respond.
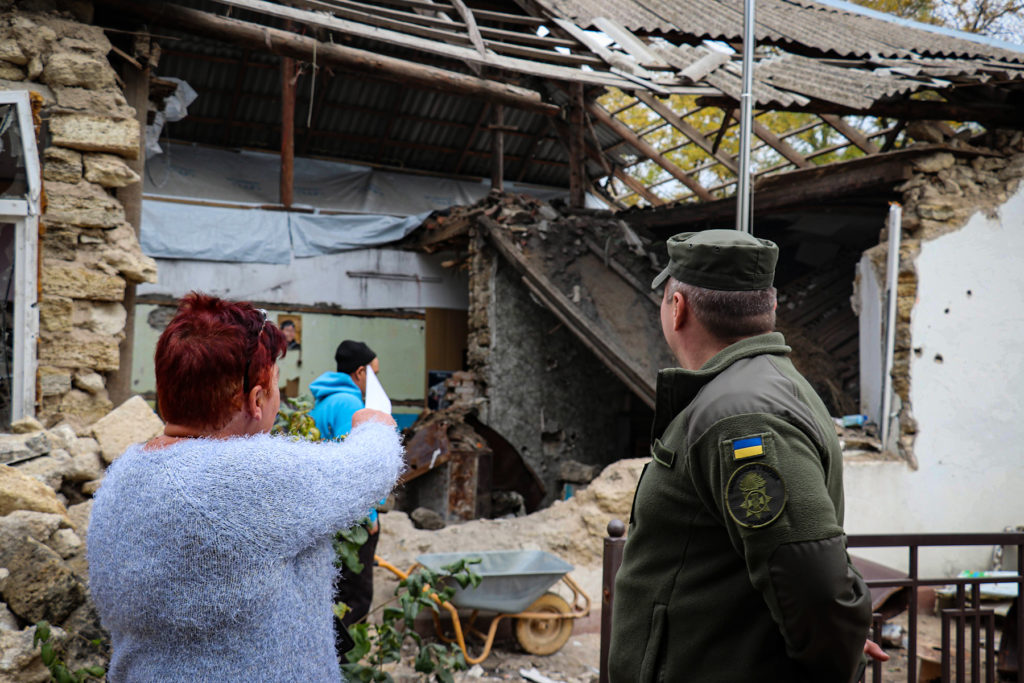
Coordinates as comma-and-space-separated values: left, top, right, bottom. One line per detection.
90, 395, 164, 464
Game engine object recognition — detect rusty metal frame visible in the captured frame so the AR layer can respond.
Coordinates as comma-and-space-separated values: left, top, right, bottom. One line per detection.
599, 529, 1024, 683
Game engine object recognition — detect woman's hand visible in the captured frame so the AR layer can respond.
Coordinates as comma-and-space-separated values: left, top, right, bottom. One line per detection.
352, 408, 396, 429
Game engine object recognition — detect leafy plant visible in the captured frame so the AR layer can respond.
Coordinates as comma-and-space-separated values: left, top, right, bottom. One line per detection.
275, 397, 481, 681
32, 621, 105, 683
272, 396, 321, 441
341, 558, 482, 683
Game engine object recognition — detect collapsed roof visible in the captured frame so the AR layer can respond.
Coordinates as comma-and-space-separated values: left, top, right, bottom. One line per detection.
101, 0, 1024, 208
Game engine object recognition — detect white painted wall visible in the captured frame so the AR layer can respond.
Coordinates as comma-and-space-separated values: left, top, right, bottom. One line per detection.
137, 248, 468, 311
845, 183, 1024, 576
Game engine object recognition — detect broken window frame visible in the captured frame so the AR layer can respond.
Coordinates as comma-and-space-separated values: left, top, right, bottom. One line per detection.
0, 91, 41, 424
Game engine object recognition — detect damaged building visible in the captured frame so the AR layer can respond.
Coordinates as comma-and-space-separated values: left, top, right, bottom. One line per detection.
0, 0, 1020, 580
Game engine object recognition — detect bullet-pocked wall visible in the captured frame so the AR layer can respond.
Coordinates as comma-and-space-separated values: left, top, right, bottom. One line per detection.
845, 133, 1024, 576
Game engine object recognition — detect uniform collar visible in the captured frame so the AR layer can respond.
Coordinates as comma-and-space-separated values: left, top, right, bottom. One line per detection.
652, 332, 791, 436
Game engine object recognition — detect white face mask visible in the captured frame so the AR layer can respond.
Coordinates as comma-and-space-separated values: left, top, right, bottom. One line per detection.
364, 365, 391, 413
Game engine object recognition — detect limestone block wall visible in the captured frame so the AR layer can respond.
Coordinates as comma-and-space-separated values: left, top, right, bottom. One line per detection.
0, 4, 156, 430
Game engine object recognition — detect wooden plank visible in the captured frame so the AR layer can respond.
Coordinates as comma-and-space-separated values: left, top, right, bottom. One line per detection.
280, 54, 296, 207
481, 217, 655, 407
613, 167, 664, 206
206, 0, 636, 88
819, 114, 879, 155
569, 83, 586, 208
491, 105, 504, 191
107, 0, 561, 116
586, 100, 715, 201
634, 92, 739, 174
591, 17, 668, 68
449, 0, 486, 57
750, 116, 814, 169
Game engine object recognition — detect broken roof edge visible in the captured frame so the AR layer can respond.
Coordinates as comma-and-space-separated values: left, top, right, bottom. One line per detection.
807, 0, 1024, 55
620, 143, 989, 232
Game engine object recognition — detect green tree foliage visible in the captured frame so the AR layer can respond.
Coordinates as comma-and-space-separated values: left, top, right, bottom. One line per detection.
596, 90, 867, 206
853, 0, 1024, 39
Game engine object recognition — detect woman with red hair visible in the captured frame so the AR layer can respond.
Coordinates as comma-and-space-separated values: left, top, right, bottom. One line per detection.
87, 293, 403, 682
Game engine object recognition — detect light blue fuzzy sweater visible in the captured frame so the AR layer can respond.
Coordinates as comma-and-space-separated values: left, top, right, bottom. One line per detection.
87, 422, 404, 682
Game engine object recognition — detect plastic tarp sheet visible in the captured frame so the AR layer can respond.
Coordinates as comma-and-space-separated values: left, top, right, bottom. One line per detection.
141, 201, 292, 264
289, 211, 429, 258
140, 143, 601, 263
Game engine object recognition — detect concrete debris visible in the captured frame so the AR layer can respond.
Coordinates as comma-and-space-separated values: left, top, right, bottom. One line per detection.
0, 624, 66, 683
90, 395, 164, 464
0, 465, 70, 522
410, 506, 446, 530
520, 668, 565, 683
8, 417, 43, 435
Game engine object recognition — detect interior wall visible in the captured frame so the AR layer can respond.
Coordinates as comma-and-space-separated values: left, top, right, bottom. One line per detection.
845, 180, 1024, 575
482, 258, 638, 506
132, 303, 427, 424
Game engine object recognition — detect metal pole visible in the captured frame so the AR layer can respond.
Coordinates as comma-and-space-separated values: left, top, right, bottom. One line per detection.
599, 519, 626, 683
735, 0, 756, 233
879, 202, 901, 450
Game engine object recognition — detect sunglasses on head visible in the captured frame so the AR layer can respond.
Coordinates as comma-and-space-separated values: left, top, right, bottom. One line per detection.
243, 308, 269, 395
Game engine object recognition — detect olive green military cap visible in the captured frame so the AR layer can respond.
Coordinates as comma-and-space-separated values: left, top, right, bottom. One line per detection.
651, 229, 778, 291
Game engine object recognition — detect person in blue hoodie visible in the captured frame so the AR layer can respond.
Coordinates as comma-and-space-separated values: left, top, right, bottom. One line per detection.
310, 340, 384, 651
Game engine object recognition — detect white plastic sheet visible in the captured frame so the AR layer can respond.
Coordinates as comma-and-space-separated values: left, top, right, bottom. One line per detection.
289, 211, 430, 258
364, 366, 392, 414
140, 201, 291, 264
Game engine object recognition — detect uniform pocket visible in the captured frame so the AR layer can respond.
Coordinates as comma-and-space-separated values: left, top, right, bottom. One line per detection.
638, 602, 668, 683
651, 439, 675, 468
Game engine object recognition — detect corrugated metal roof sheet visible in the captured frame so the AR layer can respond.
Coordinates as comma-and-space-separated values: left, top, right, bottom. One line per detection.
531, 0, 1024, 62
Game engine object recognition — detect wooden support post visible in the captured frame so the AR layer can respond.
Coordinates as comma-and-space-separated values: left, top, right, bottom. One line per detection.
281, 54, 296, 207
491, 104, 504, 191
568, 82, 586, 208
108, 40, 151, 408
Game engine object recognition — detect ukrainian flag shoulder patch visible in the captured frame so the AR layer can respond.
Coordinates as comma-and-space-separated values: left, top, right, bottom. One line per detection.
730, 435, 766, 460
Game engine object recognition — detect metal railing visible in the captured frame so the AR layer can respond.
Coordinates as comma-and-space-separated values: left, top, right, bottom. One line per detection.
599, 526, 1024, 683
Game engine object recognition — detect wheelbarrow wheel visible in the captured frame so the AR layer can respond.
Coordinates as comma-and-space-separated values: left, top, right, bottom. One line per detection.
515, 592, 573, 656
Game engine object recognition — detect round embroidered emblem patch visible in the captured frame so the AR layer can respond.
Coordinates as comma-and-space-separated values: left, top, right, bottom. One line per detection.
726, 462, 787, 528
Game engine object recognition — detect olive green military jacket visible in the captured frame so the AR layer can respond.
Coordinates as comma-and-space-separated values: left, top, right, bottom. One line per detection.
609, 333, 871, 683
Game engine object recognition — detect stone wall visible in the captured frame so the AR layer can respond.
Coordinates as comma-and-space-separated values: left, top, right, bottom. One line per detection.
0, 2, 155, 430
466, 233, 640, 506
859, 132, 1024, 461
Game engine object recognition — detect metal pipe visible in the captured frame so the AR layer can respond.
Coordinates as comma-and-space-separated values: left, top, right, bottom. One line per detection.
879, 202, 902, 450
734, 0, 756, 233
599, 519, 626, 683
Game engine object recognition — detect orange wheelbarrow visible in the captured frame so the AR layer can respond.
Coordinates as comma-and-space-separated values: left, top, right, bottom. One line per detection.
375, 549, 590, 664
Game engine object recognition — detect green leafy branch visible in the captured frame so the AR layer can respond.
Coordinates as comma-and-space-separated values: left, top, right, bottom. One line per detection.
32, 621, 105, 683
341, 558, 482, 683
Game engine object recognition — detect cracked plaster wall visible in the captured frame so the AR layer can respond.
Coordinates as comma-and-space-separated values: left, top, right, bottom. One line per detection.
845, 134, 1024, 575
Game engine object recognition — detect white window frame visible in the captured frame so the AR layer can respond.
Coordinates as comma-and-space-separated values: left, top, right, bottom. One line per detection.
0, 91, 41, 423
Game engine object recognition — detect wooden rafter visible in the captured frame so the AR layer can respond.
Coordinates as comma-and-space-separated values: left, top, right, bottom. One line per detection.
106, 0, 561, 116
587, 101, 714, 201
738, 109, 813, 169
633, 93, 739, 175
819, 114, 879, 155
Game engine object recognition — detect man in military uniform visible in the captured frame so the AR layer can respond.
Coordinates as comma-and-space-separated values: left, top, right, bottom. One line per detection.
609, 230, 878, 682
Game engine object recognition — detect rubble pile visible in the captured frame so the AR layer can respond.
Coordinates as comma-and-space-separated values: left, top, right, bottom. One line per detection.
0, 397, 163, 682
0, 5, 156, 429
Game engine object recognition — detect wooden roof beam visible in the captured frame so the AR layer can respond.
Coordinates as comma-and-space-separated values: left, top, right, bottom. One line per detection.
819, 114, 879, 155
102, 0, 560, 117
587, 101, 714, 201
634, 92, 739, 175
